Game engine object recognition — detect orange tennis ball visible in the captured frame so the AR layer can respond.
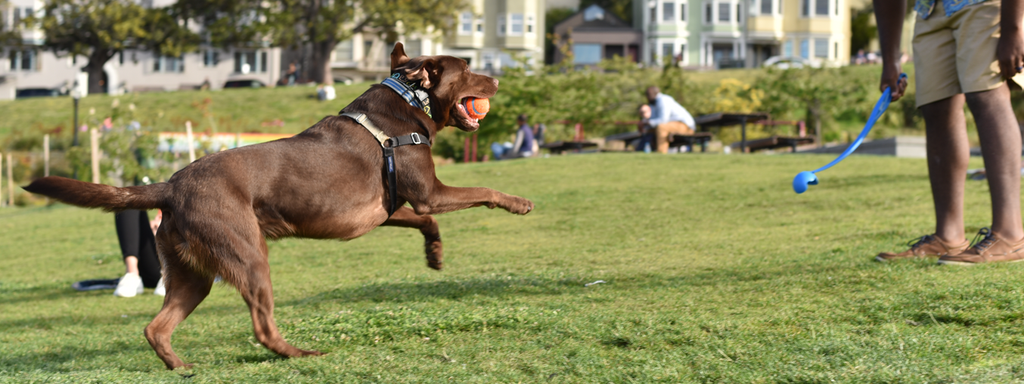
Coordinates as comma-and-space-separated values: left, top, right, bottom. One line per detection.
463, 98, 489, 119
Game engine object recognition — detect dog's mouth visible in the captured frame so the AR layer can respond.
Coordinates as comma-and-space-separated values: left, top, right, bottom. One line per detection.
452, 99, 481, 131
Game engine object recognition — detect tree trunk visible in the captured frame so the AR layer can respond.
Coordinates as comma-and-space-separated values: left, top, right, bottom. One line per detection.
85, 49, 114, 95
309, 39, 335, 85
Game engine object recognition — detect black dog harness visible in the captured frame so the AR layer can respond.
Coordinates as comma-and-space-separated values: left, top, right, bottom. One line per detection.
341, 73, 432, 217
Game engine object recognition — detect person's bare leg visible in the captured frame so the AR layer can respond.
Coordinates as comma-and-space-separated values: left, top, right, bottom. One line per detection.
124, 256, 140, 275
965, 84, 1024, 242
920, 95, 969, 244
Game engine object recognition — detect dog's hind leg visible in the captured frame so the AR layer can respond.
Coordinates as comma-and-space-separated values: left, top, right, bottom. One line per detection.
382, 206, 444, 270
145, 221, 215, 370
228, 234, 323, 359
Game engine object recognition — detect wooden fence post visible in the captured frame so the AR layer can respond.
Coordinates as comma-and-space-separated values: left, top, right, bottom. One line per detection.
0, 153, 4, 207
43, 134, 50, 177
185, 121, 196, 163
91, 128, 100, 184
6, 153, 12, 207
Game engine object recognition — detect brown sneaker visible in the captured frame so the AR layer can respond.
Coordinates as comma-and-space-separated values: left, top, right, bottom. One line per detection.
875, 234, 968, 262
938, 228, 1024, 265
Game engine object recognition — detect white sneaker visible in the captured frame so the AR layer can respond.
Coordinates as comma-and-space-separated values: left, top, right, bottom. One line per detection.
153, 277, 166, 296
113, 272, 144, 297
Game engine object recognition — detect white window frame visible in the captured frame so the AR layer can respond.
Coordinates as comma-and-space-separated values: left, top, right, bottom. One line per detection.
813, 38, 829, 58
234, 50, 267, 74
510, 13, 524, 36
203, 49, 219, 67
717, 1, 730, 23
154, 55, 184, 73
459, 12, 472, 35
8, 49, 37, 72
475, 16, 484, 34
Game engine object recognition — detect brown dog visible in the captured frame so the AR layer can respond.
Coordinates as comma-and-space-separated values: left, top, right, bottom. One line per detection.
23, 42, 533, 370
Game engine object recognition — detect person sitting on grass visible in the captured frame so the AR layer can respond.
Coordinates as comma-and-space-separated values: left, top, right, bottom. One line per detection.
639, 86, 696, 154
491, 114, 537, 160
873, 0, 1024, 264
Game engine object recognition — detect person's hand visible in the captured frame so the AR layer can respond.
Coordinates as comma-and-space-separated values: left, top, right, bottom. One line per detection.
998, 29, 1024, 80
879, 64, 907, 101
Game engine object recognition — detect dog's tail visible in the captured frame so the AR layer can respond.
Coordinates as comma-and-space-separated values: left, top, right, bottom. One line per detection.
23, 176, 170, 211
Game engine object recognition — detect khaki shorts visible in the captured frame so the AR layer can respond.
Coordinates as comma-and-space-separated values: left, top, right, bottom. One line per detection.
913, 0, 1024, 107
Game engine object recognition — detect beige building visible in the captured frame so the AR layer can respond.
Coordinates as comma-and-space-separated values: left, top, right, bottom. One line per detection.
0, 0, 281, 100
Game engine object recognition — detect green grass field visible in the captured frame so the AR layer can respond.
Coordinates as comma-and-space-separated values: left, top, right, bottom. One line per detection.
4, 153, 1024, 383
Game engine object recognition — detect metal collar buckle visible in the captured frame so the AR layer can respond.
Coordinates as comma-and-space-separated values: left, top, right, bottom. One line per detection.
410, 132, 422, 145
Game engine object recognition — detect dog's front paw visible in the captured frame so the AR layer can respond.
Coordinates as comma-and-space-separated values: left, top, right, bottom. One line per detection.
504, 196, 534, 215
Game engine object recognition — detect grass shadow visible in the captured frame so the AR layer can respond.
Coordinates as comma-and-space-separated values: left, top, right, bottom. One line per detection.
285, 275, 583, 307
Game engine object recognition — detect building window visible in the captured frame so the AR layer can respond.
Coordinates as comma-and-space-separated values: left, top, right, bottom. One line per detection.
800, 39, 809, 59
573, 44, 602, 64
334, 40, 353, 62
814, 38, 828, 58
476, 16, 484, 33
650, 3, 657, 23
680, 2, 687, 21
835, 0, 840, 15
783, 40, 793, 57
405, 39, 422, 58
663, 2, 675, 21
510, 13, 523, 35
119, 51, 124, 65
815, 0, 828, 15
736, 3, 742, 22
662, 43, 673, 63
460, 12, 472, 35
154, 55, 184, 73
761, 0, 772, 14
527, 14, 535, 33
718, 2, 730, 22
203, 49, 219, 67
497, 13, 506, 35
705, 2, 713, 23
9, 49, 36, 71
801, 0, 810, 16
680, 44, 687, 63
234, 51, 266, 74
834, 41, 839, 59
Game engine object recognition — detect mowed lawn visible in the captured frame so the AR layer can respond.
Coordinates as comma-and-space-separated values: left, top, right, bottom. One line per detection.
4, 153, 1024, 383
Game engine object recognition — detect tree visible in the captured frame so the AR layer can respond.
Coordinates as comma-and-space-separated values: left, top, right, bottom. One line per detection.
580, 0, 632, 25
268, 0, 469, 85
34, 0, 198, 94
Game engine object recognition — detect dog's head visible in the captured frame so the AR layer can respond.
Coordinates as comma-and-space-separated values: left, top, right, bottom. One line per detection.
390, 42, 498, 132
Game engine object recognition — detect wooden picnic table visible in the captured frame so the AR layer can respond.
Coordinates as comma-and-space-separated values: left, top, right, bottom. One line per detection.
744, 135, 815, 153
668, 132, 714, 153
694, 112, 770, 153
541, 140, 599, 155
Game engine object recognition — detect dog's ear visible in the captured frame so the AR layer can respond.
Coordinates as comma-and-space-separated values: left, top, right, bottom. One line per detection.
403, 58, 436, 89
390, 42, 411, 71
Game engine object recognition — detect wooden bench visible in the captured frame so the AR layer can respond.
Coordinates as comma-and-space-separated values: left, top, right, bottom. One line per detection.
541, 140, 599, 155
668, 132, 715, 153
744, 135, 815, 153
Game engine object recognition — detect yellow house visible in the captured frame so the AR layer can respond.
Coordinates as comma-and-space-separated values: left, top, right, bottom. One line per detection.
635, 0, 853, 69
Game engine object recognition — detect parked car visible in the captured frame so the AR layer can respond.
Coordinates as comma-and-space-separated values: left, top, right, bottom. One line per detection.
16, 87, 63, 99
762, 56, 822, 70
222, 79, 266, 89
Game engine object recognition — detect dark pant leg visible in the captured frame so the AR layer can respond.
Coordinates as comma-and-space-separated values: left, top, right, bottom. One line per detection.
114, 210, 162, 288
